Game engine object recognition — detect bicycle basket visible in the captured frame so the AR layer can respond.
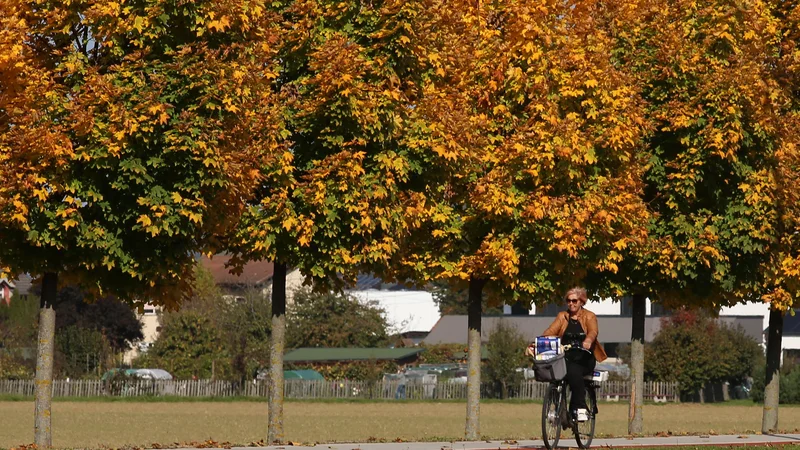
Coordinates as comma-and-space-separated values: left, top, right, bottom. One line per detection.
533, 352, 567, 382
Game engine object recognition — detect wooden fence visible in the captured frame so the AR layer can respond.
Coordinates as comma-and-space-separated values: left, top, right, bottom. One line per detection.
0, 379, 679, 401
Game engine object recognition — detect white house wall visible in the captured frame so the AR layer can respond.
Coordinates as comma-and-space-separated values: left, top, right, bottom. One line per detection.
784, 335, 800, 351
349, 289, 440, 334
123, 304, 161, 364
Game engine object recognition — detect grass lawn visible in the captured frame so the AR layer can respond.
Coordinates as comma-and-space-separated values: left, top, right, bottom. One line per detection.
1, 401, 799, 449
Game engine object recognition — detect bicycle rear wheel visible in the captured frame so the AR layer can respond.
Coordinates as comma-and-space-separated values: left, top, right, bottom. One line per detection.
542, 384, 562, 450
573, 385, 596, 449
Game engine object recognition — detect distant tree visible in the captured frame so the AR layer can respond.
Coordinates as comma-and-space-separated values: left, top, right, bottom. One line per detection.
53, 287, 143, 353
0, 294, 39, 379
0, 293, 39, 350
55, 326, 110, 378
485, 321, 527, 399
163, 265, 272, 384
645, 310, 763, 396
286, 288, 389, 348
139, 313, 229, 379
221, 293, 272, 384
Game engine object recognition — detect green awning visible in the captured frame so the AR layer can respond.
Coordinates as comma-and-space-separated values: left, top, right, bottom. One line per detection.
284, 347, 425, 363
284, 369, 325, 380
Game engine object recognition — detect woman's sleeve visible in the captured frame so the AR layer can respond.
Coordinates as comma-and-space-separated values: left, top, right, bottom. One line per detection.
542, 314, 562, 337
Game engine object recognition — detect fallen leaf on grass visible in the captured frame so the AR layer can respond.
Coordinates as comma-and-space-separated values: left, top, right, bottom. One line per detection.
655, 431, 670, 437
709, 430, 719, 436
738, 436, 749, 439
287, 442, 303, 447
502, 440, 518, 445
10, 445, 37, 450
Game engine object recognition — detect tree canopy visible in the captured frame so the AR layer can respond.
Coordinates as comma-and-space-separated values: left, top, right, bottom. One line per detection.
0, 0, 287, 306
286, 288, 390, 348
389, 0, 650, 306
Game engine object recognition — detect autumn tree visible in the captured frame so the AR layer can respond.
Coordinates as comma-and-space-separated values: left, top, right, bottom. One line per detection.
393, 0, 649, 438
226, 0, 422, 441
755, 0, 800, 430
585, 0, 789, 433
0, 0, 285, 446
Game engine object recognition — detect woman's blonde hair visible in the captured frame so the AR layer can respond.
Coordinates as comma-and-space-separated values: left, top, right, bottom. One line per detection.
564, 287, 588, 305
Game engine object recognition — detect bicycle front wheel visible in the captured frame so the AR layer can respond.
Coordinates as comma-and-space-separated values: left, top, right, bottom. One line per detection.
573, 385, 596, 449
542, 384, 562, 450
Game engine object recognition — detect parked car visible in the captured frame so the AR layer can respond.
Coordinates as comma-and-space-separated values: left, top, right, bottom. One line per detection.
101, 368, 173, 381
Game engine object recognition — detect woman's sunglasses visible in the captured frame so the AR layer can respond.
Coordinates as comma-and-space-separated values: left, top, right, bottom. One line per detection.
566, 298, 581, 304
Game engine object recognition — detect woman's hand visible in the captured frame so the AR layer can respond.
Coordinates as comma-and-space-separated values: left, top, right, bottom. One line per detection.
582, 340, 592, 350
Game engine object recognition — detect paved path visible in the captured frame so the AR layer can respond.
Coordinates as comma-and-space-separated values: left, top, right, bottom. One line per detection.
179, 434, 800, 450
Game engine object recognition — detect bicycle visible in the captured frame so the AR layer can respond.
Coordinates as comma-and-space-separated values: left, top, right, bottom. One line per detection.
537, 345, 603, 450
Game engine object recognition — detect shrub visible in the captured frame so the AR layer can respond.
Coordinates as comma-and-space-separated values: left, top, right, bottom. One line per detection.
751, 359, 800, 404
645, 309, 763, 396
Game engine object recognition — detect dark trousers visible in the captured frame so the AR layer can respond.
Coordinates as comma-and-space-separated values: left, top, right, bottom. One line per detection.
565, 349, 596, 412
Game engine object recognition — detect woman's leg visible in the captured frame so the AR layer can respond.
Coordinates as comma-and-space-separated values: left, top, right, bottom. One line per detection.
566, 351, 596, 412
566, 359, 587, 412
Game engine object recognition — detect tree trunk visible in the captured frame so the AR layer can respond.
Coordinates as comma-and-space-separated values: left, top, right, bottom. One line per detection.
628, 293, 645, 435
268, 262, 287, 444
34, 272, 58, 448
762, 307, 783, 433
465, 277, 485, 440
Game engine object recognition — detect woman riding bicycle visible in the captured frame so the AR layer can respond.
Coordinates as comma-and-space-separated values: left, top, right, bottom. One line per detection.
541, 287, 607, 422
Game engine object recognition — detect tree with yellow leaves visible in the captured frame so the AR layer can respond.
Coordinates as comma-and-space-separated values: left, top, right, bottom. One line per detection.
0, 0, 285, 446
226, 0, 421, 442
588, 0, 791, 433
753, 0, 800, 432
395, 0, 650, 438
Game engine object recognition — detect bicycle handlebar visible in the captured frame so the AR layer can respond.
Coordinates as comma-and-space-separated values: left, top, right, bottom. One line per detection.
561, 344, 592, 353
525, 342, 591, 359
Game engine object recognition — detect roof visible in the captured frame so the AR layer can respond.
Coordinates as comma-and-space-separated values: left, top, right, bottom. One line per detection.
0, 278, 14, 288
423, 315, 764, 345
198, 255, 274, 286
353, 274, 408, 290
284, 347, 425, 363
